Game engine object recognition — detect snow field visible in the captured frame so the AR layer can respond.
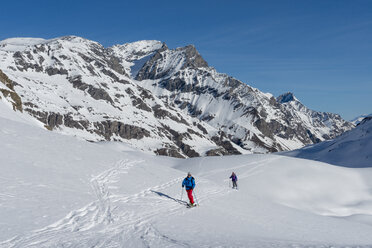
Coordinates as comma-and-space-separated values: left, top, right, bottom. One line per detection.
1, 102, 372, 247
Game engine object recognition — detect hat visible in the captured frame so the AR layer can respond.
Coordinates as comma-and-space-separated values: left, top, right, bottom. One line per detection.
187, 172, 191, 176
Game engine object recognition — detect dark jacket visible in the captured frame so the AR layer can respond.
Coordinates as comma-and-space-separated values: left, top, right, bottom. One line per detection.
182, 176, 195, 190
230, 174, 238, 181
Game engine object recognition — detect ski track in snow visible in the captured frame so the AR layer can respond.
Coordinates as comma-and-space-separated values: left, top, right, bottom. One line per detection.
0, 157, 274, 248
0, 159, 227, 248
2, 156, 370, 248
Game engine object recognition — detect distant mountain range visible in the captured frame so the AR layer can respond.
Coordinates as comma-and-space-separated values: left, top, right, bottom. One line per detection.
283, 116, 372, 167
0, 36, 354, 157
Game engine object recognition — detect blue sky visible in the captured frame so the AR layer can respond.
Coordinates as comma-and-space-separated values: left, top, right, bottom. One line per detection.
1, 0, 371, 120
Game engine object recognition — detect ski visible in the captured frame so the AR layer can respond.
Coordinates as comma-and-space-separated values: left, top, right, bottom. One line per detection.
186, 203, 198, 208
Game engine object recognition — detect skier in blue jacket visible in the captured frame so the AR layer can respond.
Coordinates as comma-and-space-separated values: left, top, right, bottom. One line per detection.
182, 172, 196, 206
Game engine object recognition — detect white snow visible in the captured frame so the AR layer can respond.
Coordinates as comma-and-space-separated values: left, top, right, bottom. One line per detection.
350, 113, 372, 125
110, 40, 163, 61
283, 117, 372, 168
0, 38, 47, 52
1, 101, 372, 247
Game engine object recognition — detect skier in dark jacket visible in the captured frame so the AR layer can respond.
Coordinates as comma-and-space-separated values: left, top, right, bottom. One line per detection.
182, 172, 196, 206
230, 172, 238, 189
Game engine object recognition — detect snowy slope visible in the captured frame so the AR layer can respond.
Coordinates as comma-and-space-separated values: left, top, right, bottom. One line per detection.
0, 38, 47, 52
1, 101, 372, 247
350, 113, 372, 125
0, 36, 230, 158
283, 116, 372, 168
0, 36, 353, 157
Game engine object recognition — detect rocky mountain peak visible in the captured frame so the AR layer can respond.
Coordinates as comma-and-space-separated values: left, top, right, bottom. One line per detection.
179, 44, 208, 69
110, 40, 165, 60
277, 92, 296, 103
135, 43, 209, 81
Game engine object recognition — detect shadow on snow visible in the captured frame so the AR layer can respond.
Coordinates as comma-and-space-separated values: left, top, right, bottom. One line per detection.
151, 190, 189, 206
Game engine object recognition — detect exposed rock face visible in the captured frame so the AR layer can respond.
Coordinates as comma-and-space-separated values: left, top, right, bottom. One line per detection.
93, 121, 150, 140
0, 36, 354, 157
277, 92, 295, 103
180, 45, 209, 69
69, 76, 114, 103
0, 69, 23, 112
136, 44, 208, 81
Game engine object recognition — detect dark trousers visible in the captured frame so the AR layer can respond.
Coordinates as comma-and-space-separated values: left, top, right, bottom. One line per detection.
232, 181, 237, 188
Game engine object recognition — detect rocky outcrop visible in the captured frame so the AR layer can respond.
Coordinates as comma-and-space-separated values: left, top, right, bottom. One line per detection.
0, 69, 23, 112
69, 76, 114, 103
180, 45, 208, 69
136, 44, 207, 81
45, 67, 68, 76
161, 125, 200, 158
155, 147, 185, 158
211, 132, 241, 155
93, 121, 150, 140
24, 108, 151, 141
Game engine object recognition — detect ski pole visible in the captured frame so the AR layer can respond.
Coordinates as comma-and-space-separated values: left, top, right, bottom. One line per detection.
181, 187, 184, 201
193, 189, 199, 206
229, 180, 231, 188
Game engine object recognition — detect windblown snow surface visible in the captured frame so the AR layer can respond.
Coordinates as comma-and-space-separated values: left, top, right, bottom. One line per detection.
1, 100, 372, 248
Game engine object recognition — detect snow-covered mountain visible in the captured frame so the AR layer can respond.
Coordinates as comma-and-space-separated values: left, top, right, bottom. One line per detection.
284, 116, 372, 167
1, 100, 372, 247
350, 113, 372, 125
0, 36, 354, 157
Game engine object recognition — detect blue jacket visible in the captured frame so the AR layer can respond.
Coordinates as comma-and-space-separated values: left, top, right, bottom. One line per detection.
182, 176, 195, 190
